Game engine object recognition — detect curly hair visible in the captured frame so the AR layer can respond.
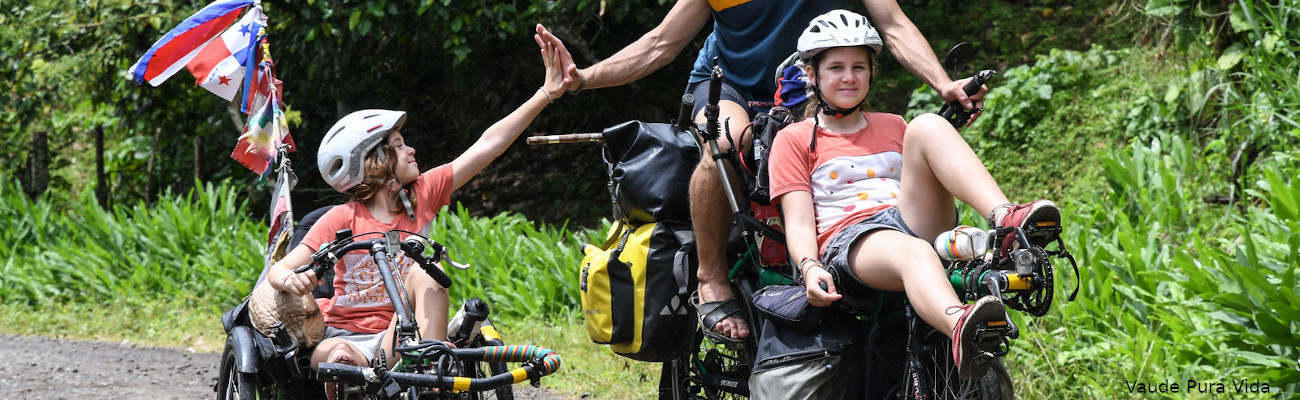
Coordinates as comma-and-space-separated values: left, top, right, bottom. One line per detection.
345, 144, 418, 214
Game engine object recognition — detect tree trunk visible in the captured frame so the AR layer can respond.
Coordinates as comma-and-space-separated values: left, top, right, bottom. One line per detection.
24, 129, 49, 200
193, 136, 205, 183
144, 127, 161, 205
96, 124, 109, 208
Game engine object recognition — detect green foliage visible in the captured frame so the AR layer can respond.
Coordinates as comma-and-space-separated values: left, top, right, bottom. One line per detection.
1013, 136, 1299, 398
433, 203, 591, 320
0, 176, 263, 308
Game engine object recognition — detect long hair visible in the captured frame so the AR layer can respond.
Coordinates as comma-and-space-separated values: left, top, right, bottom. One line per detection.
345, 144, 418, 214
803, 47, 878, 120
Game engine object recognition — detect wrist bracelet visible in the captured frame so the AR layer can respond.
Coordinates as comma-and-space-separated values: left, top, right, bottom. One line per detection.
540, 88, 554, 104
799, 257, 822, 277
567, 70, 587, 95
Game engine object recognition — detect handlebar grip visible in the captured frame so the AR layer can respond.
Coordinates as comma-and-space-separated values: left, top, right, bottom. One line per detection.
676, 94, 696, 130
964, 69, 996, 96
400, 241, 454, 289
317, 363, 372, 383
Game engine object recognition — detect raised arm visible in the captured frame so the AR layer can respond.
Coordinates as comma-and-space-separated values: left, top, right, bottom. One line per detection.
449, 38, 567, 191
535, 0, 712, 92
862, 0, 982, 110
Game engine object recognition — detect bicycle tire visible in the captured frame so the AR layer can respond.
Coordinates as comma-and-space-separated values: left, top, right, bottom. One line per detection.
903, 328, 1015, 400
662, 278, 759, 400
218, 333, 259, 400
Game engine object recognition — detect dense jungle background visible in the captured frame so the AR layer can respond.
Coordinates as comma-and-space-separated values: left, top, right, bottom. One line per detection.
3, 0, 1298, 398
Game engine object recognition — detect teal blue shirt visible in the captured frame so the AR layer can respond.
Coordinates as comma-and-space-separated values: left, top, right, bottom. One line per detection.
688, 0, 842, 103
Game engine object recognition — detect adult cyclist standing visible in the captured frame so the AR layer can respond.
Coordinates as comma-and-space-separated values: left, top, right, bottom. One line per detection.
534, 0, 985, 343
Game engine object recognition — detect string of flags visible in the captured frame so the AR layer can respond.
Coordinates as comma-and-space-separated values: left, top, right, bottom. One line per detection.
128, 0, 293, 178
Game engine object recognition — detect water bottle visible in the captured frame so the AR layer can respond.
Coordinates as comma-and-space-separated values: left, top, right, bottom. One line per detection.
447, 297, 490, 345
933, 226, 990, 261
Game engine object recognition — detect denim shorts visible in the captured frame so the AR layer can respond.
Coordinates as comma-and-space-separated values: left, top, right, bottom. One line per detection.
324, 326, 386, 361
820, 207, 918, 296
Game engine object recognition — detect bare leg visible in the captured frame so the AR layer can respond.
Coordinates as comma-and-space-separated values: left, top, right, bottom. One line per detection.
690, 99, 752, 339
377, 266, 450, 363
897, 113, 1009, 241
407, 266, 450, 343
312, 338, 369, 400
846, 229, 962, 336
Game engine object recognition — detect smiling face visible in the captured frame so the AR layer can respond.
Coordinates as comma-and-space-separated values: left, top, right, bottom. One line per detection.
386, 130, 419, 185
808, 46, 873, 110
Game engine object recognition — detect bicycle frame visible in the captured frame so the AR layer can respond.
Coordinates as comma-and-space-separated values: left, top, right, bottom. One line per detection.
299, 230, 560, 399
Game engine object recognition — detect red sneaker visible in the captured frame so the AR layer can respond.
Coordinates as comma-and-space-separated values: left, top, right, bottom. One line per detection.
948, 296, 1005, 380
991, 200, 1061, 255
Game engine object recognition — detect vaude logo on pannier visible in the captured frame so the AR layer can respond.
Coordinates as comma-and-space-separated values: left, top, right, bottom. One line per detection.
659, 294, 689, 316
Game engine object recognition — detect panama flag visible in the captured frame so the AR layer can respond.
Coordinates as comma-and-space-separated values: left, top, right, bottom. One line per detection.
128, 0, 254, 86
188, 6, 267, 101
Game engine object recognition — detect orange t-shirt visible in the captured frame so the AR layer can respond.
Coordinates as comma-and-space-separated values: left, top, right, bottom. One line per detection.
300, 164, 454, 333
768, 113, 907, 254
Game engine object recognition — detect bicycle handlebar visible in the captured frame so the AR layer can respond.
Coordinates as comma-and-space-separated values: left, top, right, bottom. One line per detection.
317, 344, 562, 393
937, 69, 997, 129
293, 230, 455, 289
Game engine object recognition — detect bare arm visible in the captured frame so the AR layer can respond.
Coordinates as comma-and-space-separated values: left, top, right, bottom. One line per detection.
862, 0, 983, 109
778, 191, 842, 307
268, 244, 317, 296
449, 39, 567, 190
536, 0, 712, 92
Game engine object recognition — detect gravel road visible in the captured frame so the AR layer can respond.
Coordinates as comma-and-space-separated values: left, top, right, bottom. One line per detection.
0, 334, 571, 400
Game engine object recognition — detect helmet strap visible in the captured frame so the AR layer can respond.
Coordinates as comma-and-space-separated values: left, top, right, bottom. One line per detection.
398, 188, 416, 221
812, 85, 860, 118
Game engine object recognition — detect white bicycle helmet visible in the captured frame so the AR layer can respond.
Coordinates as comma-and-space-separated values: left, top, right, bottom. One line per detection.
797, 9, 883, 61
317, 109, 407, 193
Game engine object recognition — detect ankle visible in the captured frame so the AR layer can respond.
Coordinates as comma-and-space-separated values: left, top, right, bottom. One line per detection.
987, 203, 1012, 226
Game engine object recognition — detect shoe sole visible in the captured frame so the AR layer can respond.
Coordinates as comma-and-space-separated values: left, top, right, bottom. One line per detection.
1021, 202, 1061, 247
1002, 201, 1061, 252
957, 297, 1005, 380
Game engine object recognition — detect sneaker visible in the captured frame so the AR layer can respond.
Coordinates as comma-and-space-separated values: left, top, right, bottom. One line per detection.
948, 296, 1006, 380
990, 200, 1061, 255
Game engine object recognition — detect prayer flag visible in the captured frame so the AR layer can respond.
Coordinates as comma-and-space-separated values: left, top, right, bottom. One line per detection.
232, 96, 294, 176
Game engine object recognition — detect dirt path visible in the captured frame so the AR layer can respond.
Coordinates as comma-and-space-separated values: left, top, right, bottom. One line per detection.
0, 334, 571, 399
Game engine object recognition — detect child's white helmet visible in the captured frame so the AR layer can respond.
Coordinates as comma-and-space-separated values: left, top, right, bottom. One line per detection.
797, 9, 883, 61
317, 109, 407, 193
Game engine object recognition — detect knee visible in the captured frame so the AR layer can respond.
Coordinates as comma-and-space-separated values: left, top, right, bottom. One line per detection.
904, 114, 957, 140
312, 340, 363, 369
899, 237, 942, 267
406, 267, 448, 294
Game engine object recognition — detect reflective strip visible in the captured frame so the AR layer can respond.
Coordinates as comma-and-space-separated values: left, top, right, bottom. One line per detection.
453, 377, 471, 391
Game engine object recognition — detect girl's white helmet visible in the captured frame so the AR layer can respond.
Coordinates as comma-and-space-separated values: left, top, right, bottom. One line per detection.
797, 9, 883, 61
317, 109, 407, 193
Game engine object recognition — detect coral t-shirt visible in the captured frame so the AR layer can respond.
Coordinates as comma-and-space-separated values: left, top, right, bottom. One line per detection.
300, 164, 454, 333
768, 113, 907, 254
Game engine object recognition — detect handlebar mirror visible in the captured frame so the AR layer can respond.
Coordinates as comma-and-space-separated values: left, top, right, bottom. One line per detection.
943, 42, 974, 76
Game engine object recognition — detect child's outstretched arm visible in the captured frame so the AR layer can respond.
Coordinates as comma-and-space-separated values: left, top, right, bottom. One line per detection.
448, 35, 567, 191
